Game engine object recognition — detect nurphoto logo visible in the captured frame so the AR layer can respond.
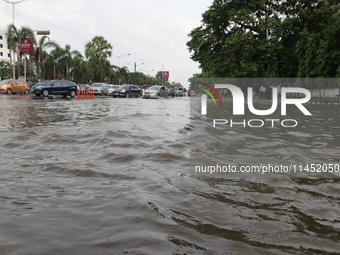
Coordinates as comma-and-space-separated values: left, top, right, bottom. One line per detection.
198, 81, 312, 128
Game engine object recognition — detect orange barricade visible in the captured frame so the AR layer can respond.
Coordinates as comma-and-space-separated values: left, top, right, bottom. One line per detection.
76, 88, 94, 100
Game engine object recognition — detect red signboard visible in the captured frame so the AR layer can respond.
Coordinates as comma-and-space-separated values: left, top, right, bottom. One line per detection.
162, 71, 169, 78
20, 38, 33, 53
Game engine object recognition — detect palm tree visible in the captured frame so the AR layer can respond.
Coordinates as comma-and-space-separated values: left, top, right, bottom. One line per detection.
87, 57, 111, 82
60, 44, 82, 80
112, 66, 130, 84
6, 24, 36, 78
34, 35, 59, 80
72, 55, 93, 84
85, 36, 113, 60
49, 44, 82, 80
84, 36, 113, 82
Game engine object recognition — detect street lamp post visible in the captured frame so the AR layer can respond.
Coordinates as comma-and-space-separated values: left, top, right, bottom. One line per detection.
3, 0, 29, 79
113, 53, 130, 68
3, 0, 29, 25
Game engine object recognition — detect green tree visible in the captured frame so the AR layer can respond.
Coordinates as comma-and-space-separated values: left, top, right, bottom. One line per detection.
294, 1, 340, 77
34, 35, 59, 80
85, 36, 112, 60
128, 71, 158, 86
187, 0, 283, 78
48, 44, 82, 80
72, 55, 93, 84
87, 57, 111, 82
112, 66, 130, 85
187, 0, 340, 78
6, 24, 36, 78
60, 44, 82, 80
0, 60, 11, 79
84, 36, 113, 82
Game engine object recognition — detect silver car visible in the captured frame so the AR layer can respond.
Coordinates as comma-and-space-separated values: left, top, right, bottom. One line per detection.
89, 83, 109, 96
143, 85, 173, 99
107, 84, 120, 96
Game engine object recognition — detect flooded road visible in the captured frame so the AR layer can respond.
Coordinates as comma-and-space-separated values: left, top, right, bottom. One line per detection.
0, 94, 339, 255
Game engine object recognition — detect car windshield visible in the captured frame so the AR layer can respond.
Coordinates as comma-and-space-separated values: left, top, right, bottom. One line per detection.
46, 80, 58, 85
37, 81, 48, 85
119, 85, 130, 89
108, 85, 119, 89
90, 83, 103, 87
0, 79, 12, 84
148, 86, 161, 90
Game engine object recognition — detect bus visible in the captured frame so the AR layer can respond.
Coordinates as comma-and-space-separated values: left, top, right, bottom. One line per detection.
173, 84, 183, 97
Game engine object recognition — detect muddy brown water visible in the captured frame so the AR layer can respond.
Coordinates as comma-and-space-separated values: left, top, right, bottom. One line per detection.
1, 94, 339, 255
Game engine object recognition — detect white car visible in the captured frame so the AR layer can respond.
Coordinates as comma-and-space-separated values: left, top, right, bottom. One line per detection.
143, 86, 173, 99
89, 83, 109, 96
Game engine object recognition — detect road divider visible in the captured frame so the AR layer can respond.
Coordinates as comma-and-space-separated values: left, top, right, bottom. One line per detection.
77, 88, 95, 100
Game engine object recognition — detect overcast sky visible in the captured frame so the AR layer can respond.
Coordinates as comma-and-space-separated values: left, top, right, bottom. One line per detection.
0, 0, 213, 87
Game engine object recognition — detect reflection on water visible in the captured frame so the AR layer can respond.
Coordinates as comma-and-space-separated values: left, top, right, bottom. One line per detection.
0, 95, 339, 255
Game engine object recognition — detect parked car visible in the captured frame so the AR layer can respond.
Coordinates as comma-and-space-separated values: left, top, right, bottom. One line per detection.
143, 85, 173, 99
107, 84, 120, 96
113, 85, 142, 98
30, 80, 49, 93
34, 80, 78, 97
79, 84, 90, 91
0, 79, 29, 95
89, 83, 109, 96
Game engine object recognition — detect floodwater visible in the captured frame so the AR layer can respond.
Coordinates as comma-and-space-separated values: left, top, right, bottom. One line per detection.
0, 94, 339, 255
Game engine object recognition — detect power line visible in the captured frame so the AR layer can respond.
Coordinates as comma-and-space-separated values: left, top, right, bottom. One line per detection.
19, 4, 89, 42
11, 4, 166, 71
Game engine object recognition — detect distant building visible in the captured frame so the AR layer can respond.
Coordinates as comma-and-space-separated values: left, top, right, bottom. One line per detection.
0, 29, 11, 63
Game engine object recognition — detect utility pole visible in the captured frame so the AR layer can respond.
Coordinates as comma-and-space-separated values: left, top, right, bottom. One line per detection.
134, 62, 144, 72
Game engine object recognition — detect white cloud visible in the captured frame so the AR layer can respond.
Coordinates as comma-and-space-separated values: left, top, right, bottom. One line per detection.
0, 0, 212, 87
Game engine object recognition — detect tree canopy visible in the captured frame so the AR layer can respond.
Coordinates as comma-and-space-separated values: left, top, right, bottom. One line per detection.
85, 36, 112, 60
187, 0, 340, 78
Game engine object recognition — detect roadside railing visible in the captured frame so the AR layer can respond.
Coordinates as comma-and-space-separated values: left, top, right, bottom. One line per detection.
76, 88, 95, 100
